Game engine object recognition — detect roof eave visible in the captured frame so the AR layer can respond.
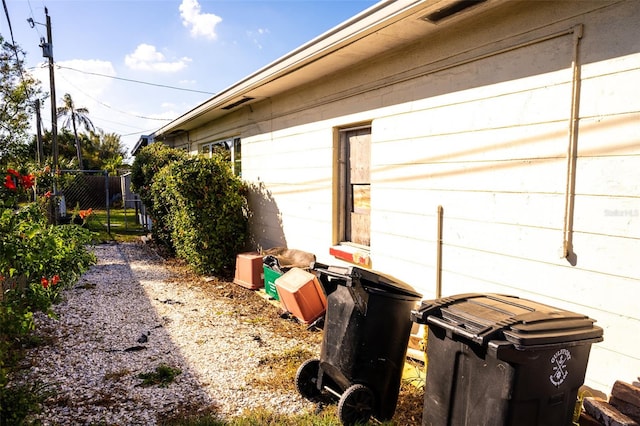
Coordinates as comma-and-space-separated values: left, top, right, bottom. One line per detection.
151, 0, 427, 140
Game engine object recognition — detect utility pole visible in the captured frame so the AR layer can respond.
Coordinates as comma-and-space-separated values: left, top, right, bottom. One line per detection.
29, 9, 59, 223
41, 7, 58, 171
35, 99, 44, 164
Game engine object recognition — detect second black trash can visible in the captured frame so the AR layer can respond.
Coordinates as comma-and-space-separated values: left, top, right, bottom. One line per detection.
295, 265, 422, 425
411, 293, 604, 426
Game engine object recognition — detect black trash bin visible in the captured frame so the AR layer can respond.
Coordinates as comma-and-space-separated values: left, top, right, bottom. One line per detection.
295, 265, 422, 425
411, 293, 604, 426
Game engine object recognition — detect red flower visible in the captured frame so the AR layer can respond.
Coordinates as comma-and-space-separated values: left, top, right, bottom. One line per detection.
52, 275, 60, 285
20, 174, 35, 189
4, 175, 17, 191
41, 277, 49, 288
44, 191, 52, 198
79, 208, 93, 219
7, 169, 20, 177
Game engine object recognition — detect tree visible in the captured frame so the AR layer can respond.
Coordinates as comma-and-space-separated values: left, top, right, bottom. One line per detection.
30, 129, 128, 172
84, 129, 128, 172
56, 93, 94, 168
0, 36, 42, 166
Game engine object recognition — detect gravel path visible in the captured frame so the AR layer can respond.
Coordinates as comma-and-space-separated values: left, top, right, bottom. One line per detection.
18, 242, 321, 425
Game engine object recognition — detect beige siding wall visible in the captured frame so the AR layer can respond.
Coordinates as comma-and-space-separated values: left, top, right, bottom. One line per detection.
182, 0, 639, 392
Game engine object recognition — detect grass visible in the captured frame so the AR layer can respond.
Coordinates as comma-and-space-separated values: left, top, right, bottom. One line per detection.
84, 208, 148, 242
160, 347, 425, 426
137, 364, 182, 388
247, 346, 315, 390
161, 408, 343, 426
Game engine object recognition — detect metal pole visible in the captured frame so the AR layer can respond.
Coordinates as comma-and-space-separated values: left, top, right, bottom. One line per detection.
35, 99, 44, 164
44, 8, 58, 172
436, 205, 443, 299
105, 170, 111, 234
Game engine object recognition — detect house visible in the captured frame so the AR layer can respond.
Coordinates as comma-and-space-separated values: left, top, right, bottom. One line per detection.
148, 0, 640, 394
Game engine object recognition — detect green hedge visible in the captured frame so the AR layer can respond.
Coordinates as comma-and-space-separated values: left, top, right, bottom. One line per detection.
132, 145, 248, 277
130, 143, 188, 249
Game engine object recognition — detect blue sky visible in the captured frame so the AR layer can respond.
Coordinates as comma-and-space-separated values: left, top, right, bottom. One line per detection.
2, 0, 378, 157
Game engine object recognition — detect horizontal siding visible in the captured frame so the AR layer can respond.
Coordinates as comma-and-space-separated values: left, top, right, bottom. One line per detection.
578, 113, 640, 157
579, 68, 640, 118
231, 0, 640, 394
573, 195, 640, 238
375, 188, 565, 228
373, 159, 567, 193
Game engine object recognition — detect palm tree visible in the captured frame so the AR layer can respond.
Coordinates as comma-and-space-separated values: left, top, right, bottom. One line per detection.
56, 93, 95, 168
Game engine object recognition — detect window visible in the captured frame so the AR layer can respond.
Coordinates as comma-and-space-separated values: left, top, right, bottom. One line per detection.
338, 126, 371, 247
201, 137, 242, 177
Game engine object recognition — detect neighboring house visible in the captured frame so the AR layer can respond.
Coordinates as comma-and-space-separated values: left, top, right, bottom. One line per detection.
148, 0, 639, 393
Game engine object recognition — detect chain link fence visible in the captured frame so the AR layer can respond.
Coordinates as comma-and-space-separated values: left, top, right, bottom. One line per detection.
120, 172, 151, 231
50, 170, 150, 234
55, 169, 117, 232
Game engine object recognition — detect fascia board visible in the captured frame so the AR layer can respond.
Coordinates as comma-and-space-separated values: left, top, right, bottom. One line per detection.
152, 0, 426, 139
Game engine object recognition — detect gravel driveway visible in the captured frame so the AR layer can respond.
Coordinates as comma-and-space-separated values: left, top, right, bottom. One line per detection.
18, 242, 322, 425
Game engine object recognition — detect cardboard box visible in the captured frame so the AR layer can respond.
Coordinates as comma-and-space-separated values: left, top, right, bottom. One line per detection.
263, 265, 282, 300
233, 252, 264, 289
275, 267, 327, 324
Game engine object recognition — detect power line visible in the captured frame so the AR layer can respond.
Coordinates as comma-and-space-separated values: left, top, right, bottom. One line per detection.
57, 71, 173, 122
2, 0, 16, 45
26, 0, 44, 39
2, 0, 31, 96
55, 64, 216, 95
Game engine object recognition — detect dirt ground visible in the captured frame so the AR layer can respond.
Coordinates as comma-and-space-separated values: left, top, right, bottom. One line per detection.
160, 252, 426, 424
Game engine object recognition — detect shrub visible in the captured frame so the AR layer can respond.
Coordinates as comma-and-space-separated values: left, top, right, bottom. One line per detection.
1, 168, 96, 424
153, 155, 248, 277
130, 143, 188, 249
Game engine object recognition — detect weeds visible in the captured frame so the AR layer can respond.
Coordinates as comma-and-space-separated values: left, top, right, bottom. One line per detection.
137, 364, 182, 388
0, 380, 53, 426
247, 346, 316, 390
103, 368, 130, 381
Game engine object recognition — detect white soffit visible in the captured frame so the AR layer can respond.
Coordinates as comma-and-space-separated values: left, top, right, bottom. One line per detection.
154, 0, 503, 137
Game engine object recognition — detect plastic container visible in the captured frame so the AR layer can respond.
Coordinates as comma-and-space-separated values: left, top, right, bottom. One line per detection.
275, 267, 327, 324
411, 293, 604, 426
233, 252, 264, 289
295, 265, 422, 425
263, 265, 282, 300
262, 248, 316, 301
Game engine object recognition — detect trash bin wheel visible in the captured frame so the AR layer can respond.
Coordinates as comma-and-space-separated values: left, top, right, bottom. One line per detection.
295, 358, 321, 400
338, 384, 375, 425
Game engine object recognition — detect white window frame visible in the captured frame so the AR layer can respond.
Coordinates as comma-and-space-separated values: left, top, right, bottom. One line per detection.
201, 137, 241, 176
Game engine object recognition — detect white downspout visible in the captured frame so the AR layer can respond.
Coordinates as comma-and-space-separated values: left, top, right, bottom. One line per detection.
436, 205, 443, 298
560, 24, 584, 259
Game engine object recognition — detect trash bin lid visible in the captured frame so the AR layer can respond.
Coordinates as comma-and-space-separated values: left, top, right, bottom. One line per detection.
412, 293, 603, 347
322, 265, 422, 299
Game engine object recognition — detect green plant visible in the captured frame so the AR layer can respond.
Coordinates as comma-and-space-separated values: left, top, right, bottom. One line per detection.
130, 144, 188, 249
137, 364, 182, 388
84, 208, 147, 243
153, 155, 248, 277
1, 166, 97, 424
0, 380, 52, 426
248, 347, 316, 390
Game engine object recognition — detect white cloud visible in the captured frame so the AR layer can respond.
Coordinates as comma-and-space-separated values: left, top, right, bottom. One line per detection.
246, 28, 270, 49
124, 44, 191, 72
32, 59, 115, 110
179, 0, 222, 40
